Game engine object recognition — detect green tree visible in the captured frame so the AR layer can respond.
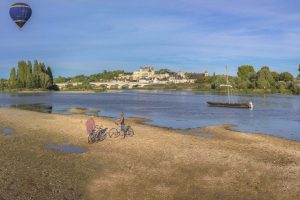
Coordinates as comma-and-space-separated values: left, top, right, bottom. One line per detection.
237, 65, 256, 89
71, 75, 87, 83
0, 79, 8, 90
8, 60, 55, 90
279, 72, 293, 82
211, 75, 226, 89
195, 76, 211, 84
298, 64, 300, 78
236, 77, 248, 89
25, 61, 33, 88
155, 69, 172, 74
40, 62, 46, 73
248, 73, 257, 89
237, 65, 255, 80
87, 70, 124, 82
291, 82, 300, 94
256, 66, 275, 89
271, 72, 280, 82
17, 61, 27, 87
54, 76, 70, 83
32, 60, 40, 88
276, 81, 288, 93
46, 66, 54, 86
9, 67, 17, 88
39, 73, 51, 89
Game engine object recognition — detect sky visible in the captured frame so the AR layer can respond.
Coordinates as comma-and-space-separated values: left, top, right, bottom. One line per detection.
0, 0, 299, 78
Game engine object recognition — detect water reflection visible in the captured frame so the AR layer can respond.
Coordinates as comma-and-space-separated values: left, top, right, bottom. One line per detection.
46, 143, 87, 154
10, 103, 53, 113
180, 129, 215, 138
1, 128, 13, 136
192, 133, 215, 138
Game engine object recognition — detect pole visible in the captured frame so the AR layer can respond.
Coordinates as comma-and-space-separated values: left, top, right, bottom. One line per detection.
226, 66, 230, 103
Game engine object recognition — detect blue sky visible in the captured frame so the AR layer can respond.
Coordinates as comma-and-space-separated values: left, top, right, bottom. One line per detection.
0, 0, 299, 78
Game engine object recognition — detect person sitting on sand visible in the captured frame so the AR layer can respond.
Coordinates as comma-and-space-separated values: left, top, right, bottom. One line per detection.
115, 112, 126, 139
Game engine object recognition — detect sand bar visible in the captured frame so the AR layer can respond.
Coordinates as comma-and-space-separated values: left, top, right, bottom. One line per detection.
0, 108, 299, 200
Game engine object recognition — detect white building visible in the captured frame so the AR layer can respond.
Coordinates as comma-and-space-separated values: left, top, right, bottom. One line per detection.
132, 66, 155, 80
117, 67, 202, 84
204, 71, 209, 77
176, 71, 187, 79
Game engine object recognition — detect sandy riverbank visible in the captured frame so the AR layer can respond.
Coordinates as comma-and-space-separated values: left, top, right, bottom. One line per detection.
0, 108, 299, 200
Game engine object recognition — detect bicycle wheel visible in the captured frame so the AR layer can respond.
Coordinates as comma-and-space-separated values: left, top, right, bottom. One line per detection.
98, 131, 107, 141
88, 134, 95, 144
88, 135, 93, 144
93, 129, 106, 141
109, 128, 120, 138
127, 127, 134, 137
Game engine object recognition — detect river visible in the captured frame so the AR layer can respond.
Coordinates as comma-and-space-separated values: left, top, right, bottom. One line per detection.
0, 90, 299, 141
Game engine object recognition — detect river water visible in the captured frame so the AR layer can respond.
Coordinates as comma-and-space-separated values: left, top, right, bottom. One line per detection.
0, 90, 299, 141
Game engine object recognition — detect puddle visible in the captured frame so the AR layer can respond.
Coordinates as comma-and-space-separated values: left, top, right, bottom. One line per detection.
179, 129, 215, 138
191, 133, 215, 138
1, 128, 13, 136
63, 138, 69, 144
46, 144, 87, 154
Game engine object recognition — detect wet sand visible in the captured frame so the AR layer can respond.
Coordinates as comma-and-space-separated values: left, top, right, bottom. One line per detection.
0, 108, 299, 200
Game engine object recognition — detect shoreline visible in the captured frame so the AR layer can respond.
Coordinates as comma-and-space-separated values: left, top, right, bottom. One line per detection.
2, 104, 300, 143
227, 124, 300, 143
1, 88, 299, 96
1, 106, 299, 146
1, 107, 299, 147
64, 114, 300, 143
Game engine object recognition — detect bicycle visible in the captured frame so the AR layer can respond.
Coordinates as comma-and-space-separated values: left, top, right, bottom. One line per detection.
109, 124, 134, 138
88, 125, 108, 144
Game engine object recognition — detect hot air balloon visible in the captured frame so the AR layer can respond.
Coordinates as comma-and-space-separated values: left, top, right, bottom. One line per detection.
9, 3, 32, 29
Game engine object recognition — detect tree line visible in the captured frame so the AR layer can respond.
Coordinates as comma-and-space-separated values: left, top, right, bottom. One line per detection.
8, 60, 56, 90
195, 65, 300, 94
54, 70, 125, 83
1, 63, 299, 94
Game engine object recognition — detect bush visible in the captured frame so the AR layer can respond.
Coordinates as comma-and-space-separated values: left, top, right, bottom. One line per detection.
47, 84, 60, 91
291, 83, 300, 94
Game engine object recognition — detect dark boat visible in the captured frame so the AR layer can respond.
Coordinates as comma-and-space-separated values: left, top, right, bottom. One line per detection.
207, 101, 252, 109
207, 66, 254, 109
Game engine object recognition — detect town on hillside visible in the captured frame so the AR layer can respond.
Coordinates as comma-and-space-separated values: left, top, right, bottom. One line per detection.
56, 66, 209, 90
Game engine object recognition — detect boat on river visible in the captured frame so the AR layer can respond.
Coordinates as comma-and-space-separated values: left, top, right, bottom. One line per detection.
207, 101, 253, 109
207, 66, 254, 109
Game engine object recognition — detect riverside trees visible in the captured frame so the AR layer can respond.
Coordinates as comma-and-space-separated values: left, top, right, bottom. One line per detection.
200, 65, 296, 94
8, 60, 55, 90
235, 65, 294, 91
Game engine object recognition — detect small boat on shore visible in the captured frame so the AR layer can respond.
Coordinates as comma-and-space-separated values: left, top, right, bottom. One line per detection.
207, 66, 254, 110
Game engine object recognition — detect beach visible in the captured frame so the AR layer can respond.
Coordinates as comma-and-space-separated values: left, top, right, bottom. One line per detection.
0, 108, 299, 200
